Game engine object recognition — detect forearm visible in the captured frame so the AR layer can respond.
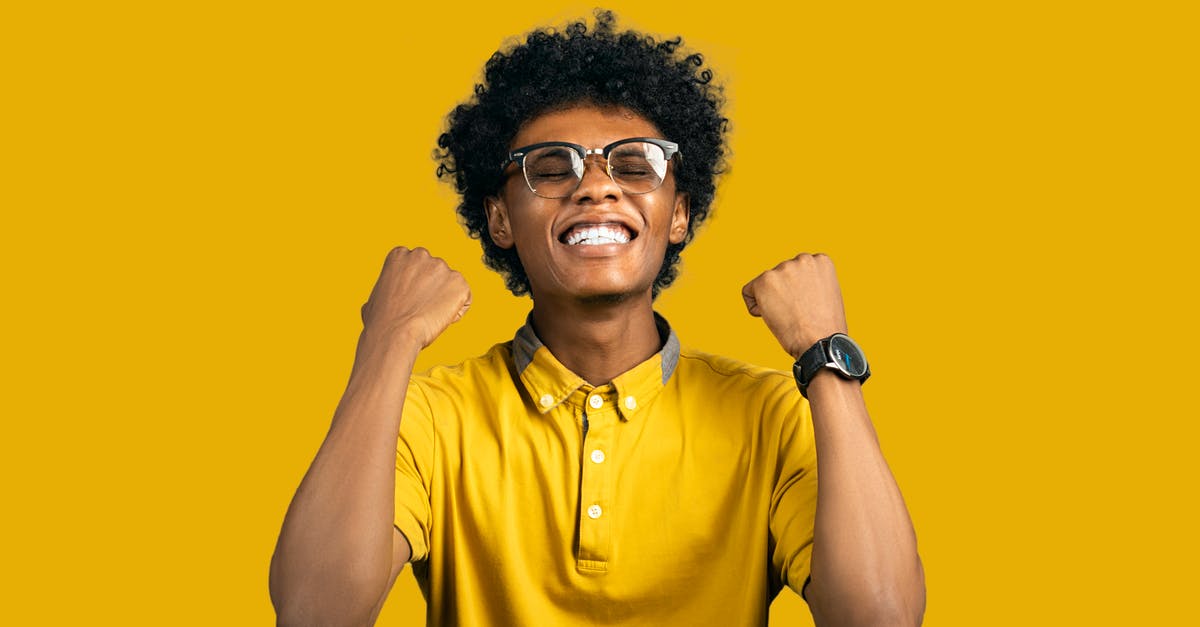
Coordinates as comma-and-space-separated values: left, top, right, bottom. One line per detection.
806, 373, 925, 627
269, 328, 421, 626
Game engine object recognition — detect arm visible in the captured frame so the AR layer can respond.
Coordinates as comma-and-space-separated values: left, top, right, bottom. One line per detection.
269, 247, 470, 627
744, 254, 925, 627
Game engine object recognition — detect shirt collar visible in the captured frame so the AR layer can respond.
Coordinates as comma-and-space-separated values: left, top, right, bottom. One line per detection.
511, 312, 680, 421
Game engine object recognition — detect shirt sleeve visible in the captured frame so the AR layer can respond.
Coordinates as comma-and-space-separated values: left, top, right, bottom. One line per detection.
394, 378, 436, 562
766, 381, 819, 600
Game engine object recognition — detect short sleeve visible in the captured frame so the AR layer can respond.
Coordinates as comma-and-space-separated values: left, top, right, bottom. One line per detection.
767, 384, 819, 600
394, 379, 436, 562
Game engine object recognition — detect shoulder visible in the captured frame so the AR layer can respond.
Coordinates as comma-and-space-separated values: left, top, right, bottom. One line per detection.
676, 347, 796, 394
673, 347, 811, 435
408, 342, 516, 407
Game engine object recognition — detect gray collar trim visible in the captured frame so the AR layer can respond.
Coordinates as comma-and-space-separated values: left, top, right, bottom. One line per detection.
512, 312, 680, 386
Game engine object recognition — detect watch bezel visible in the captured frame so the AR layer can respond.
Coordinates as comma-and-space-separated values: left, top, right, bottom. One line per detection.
793, 333, 872, 398
827, 333, 869, 378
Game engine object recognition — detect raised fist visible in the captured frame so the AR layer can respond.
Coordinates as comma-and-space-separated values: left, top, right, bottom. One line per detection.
360, 246, 472, 350
742, 253, 849, 360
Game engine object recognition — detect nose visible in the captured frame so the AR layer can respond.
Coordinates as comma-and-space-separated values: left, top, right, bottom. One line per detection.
570, 155, 621, 203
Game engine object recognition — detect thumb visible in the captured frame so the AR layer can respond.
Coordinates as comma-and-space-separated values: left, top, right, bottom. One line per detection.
741, 282, 762, 317
452, 292, 472, 323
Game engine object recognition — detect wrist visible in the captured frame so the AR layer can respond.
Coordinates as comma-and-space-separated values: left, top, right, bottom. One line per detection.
792, 333, 870, 399
786, 329, 847, 362
357, 323, 424, 363
804, 369, 863, 399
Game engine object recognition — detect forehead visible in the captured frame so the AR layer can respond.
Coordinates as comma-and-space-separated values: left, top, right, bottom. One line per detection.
509, 105, 664, 149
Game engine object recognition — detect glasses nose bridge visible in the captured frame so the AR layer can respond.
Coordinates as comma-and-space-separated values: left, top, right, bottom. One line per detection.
574, 147, 617, 186
579, 147, 609, 170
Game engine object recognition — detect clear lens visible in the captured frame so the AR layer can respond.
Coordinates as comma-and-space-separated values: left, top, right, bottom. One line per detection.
608, 142, 668, 193
523, 146, 585, 198
521, 141, 669, 198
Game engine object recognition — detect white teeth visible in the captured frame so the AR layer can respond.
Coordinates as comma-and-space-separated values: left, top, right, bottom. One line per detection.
565, 224, 631, 246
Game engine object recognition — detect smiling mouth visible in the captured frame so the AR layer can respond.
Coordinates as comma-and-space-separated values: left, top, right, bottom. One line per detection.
561, 223, 634, 246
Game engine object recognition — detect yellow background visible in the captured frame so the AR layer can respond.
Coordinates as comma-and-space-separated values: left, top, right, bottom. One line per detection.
2, 1, 1196, 624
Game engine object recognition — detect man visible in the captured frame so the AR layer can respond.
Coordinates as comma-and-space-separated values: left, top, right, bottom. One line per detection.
270, 11, 924, 626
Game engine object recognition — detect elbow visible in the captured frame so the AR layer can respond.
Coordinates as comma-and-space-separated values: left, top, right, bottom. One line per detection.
864, 590, 926, 627
879, 561, 929, 627
268, 570, 311, 627
814, 596, 925, 627
273, 596, 374, 627
270, 581, 379, 627
811, 559, 927, 627
898, 554, 928, 626
268, 554, 311, 627
830, 598, 925, 627
272, 604, 307, 627
861, 560, 926, 627
269, 556, 378, 627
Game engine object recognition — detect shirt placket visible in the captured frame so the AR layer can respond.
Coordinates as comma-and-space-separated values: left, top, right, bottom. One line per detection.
577, 385, 614, 572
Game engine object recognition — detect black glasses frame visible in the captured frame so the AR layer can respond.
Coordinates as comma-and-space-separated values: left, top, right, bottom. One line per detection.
499, 137, 680, 198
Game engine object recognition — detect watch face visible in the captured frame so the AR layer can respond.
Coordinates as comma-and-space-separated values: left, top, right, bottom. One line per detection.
828, 335, 868, 377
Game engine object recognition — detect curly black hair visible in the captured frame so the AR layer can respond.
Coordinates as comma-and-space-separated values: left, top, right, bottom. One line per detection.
436, 9, 728, 297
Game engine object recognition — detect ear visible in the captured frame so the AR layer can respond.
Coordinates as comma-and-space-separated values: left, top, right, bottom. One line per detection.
668, 192, 691, 245
485, 196, 515, 249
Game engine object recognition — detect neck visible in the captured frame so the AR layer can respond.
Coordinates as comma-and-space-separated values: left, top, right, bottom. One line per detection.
530, 294, 662, 386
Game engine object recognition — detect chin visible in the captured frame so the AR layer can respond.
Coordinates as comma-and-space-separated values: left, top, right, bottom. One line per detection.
530, 271, 659, 305
571, 278, 658, 305
576, 291, 634, 306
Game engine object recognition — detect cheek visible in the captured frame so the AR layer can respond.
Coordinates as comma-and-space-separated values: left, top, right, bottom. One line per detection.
508, 217, 557, 269
505, 201, 554, 243
650, 199, 683, 240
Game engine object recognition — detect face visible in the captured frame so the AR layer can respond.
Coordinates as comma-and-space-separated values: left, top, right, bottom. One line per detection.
485, 105, 690, 303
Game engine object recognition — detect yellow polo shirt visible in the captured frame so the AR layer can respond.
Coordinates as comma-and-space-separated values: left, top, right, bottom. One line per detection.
394, 315, 817, 626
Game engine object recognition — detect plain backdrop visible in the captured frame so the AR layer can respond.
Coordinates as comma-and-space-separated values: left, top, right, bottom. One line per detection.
2, 1, 1196, 624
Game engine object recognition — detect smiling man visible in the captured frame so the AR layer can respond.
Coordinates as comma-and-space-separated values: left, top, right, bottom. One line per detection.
270, 11, 924, 627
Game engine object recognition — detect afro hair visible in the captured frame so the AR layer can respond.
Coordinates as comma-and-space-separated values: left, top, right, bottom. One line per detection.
436, 9, 728, 297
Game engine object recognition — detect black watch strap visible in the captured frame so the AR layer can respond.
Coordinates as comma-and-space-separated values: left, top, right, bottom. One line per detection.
792, 338, 830, 398
792, 334, 870, 399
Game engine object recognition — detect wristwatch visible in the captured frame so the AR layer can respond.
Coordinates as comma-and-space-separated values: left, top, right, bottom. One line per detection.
792, 333, 871, 398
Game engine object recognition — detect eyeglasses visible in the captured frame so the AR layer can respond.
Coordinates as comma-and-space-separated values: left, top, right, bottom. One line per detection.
500, 137, 680, 199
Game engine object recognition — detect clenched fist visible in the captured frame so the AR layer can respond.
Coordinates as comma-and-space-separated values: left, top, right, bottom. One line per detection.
360, 246, 472, 350
742, 253, 848, 360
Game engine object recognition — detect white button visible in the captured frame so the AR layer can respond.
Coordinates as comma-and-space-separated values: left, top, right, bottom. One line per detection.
624, 396, 637, 410
589, 395, 603, 409
587, 504, 602, 519
539, 394, 554, 408
590, 449, 605, 464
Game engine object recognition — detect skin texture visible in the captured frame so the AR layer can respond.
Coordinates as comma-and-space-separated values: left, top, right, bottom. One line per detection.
744, 254, 926, 625
434, 10, 727, 298
269, 105, 925, 626
269, 248, 468, 626
485, 105, 690, 384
